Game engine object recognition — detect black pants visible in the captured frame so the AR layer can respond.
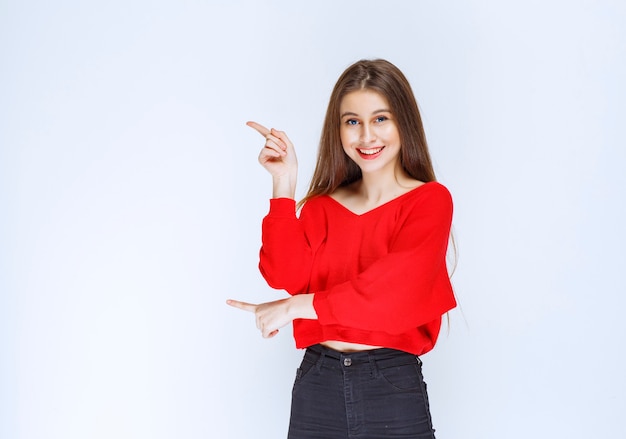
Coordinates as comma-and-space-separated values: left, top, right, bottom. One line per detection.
288, 344, 436, 438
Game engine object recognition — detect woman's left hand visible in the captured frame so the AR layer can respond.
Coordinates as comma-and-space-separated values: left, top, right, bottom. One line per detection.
226, 294, 316, 338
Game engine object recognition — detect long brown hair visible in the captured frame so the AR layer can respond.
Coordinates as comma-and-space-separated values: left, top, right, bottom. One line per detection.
301, 59, 436, 205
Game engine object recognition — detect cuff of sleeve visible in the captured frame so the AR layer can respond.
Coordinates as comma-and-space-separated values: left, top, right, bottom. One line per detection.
313, 289, 336, 326
313, 281, 357, 326
313, 291, 334, 325
268, 198, 296, 218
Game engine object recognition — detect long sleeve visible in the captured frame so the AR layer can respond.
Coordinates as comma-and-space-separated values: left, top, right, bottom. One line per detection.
312, 184, 455, 334
258, 198, 314, 294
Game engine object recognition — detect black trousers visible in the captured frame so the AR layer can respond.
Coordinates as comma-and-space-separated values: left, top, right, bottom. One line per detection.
287, 344, 437, 439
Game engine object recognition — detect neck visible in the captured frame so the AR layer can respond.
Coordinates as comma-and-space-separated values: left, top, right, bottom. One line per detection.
357, 166, 415, 203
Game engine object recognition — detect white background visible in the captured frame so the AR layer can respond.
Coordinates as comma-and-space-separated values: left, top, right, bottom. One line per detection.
1, 1, 625, 438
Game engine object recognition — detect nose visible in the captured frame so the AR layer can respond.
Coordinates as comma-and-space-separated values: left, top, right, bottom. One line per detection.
360, 124, 376, 143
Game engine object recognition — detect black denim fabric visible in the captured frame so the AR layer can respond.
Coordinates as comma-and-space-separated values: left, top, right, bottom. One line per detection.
288, 344, 436, 439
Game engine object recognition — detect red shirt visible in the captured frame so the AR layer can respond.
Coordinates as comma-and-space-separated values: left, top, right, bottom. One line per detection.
259, 181, 456, 355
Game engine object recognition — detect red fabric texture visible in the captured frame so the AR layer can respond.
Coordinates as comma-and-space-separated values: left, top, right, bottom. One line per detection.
259, 181, 456, 355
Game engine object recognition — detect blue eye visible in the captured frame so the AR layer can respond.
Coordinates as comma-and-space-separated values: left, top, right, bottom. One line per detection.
375, 116, 388, 123
346, 119, 359, 126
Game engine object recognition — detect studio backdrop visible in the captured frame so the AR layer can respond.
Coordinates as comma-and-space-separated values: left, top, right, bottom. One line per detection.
1, 1, 624, 438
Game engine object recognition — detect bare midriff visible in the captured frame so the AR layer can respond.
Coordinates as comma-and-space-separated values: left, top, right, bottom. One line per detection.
320, 340, 384, 352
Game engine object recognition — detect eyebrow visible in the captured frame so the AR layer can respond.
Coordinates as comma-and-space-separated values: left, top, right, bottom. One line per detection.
340, 109, 392, 118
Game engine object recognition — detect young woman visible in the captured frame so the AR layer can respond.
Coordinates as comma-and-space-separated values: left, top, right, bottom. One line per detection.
227, 59, 456, 438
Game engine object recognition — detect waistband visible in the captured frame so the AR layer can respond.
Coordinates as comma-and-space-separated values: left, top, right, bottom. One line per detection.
304, 344, 421, 370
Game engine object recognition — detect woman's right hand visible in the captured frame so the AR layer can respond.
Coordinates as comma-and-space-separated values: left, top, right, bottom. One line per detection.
247, 121, 298, 198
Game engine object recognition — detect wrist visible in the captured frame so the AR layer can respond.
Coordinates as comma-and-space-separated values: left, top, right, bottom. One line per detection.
272, 173, 297, 199
289, 293, 317, 320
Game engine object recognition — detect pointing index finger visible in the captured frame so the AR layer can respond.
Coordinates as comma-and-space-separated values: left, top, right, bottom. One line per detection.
226, 299, 258, 313
246, 121, 270, 137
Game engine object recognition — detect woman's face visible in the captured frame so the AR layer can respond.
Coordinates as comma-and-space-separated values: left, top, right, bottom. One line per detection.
339, 89, 401, 176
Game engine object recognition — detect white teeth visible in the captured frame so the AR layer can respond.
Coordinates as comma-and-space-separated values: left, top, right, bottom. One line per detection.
358, 147, 383, 155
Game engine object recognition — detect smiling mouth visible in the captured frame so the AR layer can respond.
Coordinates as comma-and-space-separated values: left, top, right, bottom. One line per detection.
357, 146, 384, 156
